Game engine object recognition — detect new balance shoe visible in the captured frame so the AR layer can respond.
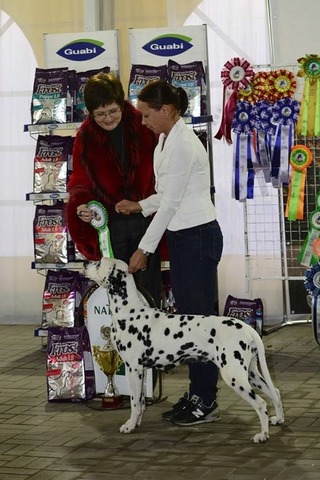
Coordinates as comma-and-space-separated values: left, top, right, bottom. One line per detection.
171, 395, 220, 426
161, 392, 189, 422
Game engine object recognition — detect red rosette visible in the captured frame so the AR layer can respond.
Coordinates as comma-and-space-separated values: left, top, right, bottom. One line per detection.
215, 58, 254, 144
253, 71, 272, 102
268, 69, 297, 102
220, 57, 254, 90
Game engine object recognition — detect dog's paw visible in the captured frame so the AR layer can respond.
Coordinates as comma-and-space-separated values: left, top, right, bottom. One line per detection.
119, 420, 137, 434
251, 432, 269, 443
270, 415, 285, 426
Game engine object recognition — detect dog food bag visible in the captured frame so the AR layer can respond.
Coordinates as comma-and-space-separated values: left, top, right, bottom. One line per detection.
42, 269, 82, 329
33, 135, 74, 193
168, 59, 207, 117
46, 326, 96, 401
223, 295, 264, 336
73, 66, 110, 122
128, 64, 168, 107
33, 203, 68, 264
31, 67, 69, 124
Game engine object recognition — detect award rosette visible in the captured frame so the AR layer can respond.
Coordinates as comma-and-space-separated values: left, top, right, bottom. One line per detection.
304, 263, 320, 346
87, 200, 114, 258
298, 206, 320, 267
268, 69, 297, 103
253, 100, 274, 184
296, 54, 320, 137
215, 57, 254, 144
270, 98, 300, 187
252, 71, 272, 102
231, 100, 256, 201
237, 71, 271, 104
285, 145, 312, 221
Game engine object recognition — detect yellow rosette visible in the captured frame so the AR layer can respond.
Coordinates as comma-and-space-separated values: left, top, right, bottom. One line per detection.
296, 54, 320, 137
285, 145, 312, 221
268, 69, 296, 103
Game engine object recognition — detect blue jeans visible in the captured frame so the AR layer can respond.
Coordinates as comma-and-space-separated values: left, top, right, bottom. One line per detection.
166, 219, 223, 406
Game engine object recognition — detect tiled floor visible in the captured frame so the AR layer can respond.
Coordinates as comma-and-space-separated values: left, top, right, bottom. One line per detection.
0, 321, 320, 480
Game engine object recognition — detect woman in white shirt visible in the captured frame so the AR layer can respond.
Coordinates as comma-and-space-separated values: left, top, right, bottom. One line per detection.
115, 80, 223, 426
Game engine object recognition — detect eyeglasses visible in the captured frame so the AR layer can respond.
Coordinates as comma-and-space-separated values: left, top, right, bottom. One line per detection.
93, 107, 122, 119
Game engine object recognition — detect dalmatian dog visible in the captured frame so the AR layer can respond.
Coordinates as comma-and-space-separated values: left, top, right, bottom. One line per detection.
84, 257, 284, 443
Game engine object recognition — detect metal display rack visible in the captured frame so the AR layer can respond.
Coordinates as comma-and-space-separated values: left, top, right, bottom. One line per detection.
244, 134, 320, 331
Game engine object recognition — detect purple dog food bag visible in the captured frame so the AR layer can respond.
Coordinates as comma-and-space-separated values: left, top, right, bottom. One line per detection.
33, 203, 68, 264
73, 66, 111, 121
31, 67, 69, 124
46, 326, 96, 401
128, 64, 168, 107
33, 135, 74, 193
167, 59, 207, 117
42, 269, 82, 329
223, 295, 264, 336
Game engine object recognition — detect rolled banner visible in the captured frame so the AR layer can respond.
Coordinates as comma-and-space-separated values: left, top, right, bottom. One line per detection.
285, 145, 312, 221
296, 54, 320, 137
298, 209, 320, 267
87, 200, 114, 258
215, 57, 254, 144
304, 262, 320, 346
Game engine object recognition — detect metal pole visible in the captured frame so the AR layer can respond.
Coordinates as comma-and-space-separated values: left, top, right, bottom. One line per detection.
83, 0, 115, 31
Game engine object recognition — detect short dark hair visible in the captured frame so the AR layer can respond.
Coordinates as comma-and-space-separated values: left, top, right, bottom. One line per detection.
138, 79, 188, 115
84, 72, 125, 113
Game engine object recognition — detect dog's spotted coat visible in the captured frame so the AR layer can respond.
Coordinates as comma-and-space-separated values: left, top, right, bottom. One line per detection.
84, 258, 284, 443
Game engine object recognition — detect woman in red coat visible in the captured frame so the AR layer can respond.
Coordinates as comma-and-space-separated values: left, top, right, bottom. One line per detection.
67, 73, 161, 306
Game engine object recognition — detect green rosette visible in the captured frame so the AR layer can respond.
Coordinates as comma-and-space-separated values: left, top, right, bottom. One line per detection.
297, 54, 320, 136
298, 209, 320, 267
87, 200, 114, 258
301, 55, 320, 80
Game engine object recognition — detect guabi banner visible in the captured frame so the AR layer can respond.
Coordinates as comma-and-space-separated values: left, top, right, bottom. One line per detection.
43, 30, 119, 71
129, 25, 208, 67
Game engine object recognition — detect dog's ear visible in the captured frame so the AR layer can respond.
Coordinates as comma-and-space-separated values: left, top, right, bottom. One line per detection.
100, 257, 117, 270
114, 258, 129, 272
100, 257, 129, 274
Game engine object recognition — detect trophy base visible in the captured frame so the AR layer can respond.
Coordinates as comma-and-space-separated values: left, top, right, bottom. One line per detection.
101, 395, 124, 409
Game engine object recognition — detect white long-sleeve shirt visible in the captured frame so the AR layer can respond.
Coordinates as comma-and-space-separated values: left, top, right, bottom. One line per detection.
138, 118, 216, 253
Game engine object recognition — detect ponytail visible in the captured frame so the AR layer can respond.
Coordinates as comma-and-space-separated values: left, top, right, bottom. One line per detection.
138, 80, 189, 115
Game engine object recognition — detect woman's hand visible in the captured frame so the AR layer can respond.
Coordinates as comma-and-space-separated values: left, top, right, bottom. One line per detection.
115, 199, 142, 215
128, 249, 148, 273
77, 204, 93, 223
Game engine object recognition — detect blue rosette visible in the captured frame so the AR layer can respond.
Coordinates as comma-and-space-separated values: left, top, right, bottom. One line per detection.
304, 262, 320, 345
232, 100, 256, 134
251, 101, 274, 183
268, 98, 300, 186
271, 97, 300, 126
231, 101, 256, 200
252, 100, 276, 135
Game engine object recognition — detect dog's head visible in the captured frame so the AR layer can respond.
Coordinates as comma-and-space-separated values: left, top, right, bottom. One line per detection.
83, 257, 129, 288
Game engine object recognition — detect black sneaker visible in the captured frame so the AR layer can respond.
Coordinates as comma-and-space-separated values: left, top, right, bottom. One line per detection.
171, 395, 220, 426
161, 392, 189, 421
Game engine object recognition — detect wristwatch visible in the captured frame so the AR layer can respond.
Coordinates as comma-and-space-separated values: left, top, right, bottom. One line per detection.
141, 249, 150, 257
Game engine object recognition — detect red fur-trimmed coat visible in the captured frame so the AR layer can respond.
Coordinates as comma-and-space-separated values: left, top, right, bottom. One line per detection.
67, 101, 157, 260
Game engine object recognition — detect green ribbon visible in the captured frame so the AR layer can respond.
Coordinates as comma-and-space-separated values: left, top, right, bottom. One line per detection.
87, 201, 114, 258
298, 208, 320, 267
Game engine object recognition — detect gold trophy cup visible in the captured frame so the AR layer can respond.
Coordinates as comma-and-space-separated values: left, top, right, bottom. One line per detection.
92, 325, 124, 408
